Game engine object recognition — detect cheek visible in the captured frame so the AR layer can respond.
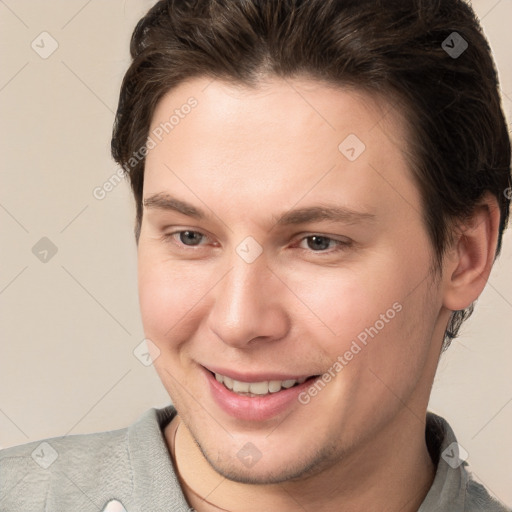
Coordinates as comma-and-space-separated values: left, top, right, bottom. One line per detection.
282, 255, 434, 386
280, 263, 401, 344
137, 253, 208, 341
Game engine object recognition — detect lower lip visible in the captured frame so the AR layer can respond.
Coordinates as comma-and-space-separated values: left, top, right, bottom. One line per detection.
203, 367, 319, 422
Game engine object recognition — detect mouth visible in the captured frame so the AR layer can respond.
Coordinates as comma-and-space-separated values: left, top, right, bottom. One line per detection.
201, 365, 324, 421
210, 370, 319, 397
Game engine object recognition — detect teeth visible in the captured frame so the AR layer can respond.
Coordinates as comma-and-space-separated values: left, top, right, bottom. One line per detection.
233, 380, 250, 393
248, 381, 269, 394
268, 380, 282, 393
214, 373, 308, 395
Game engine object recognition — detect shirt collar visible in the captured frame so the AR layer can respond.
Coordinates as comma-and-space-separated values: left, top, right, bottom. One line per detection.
127, 405, 189, 510
418, 411, 468, 511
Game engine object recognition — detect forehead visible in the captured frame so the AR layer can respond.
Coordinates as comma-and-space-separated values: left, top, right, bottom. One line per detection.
143, 76, 418, 226
149, 76, 406, 144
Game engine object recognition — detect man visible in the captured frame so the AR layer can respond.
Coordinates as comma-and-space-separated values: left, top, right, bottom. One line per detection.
1, 0, 511, 510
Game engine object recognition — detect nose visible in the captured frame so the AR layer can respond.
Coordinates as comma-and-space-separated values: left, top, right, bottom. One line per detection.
207, 253, 290, 349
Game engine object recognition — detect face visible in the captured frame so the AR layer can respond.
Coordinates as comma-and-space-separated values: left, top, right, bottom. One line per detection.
138, 77, 447, 484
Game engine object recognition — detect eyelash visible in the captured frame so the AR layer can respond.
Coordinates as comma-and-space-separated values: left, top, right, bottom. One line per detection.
162, 230, 352, 255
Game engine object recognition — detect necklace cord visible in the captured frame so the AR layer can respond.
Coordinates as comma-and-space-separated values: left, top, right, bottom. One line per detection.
171, 418, 232, 512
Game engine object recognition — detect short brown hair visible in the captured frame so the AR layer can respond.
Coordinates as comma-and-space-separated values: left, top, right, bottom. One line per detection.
111, 0, 511, 348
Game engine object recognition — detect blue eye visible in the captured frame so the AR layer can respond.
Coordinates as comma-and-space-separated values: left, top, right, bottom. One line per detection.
299, 235, 349, 252
304, 235, 332, 251
167, 230, 207, 246
163, 230, 351, 256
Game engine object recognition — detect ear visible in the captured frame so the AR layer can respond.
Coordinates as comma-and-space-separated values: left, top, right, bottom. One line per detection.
442, 192, 501, 311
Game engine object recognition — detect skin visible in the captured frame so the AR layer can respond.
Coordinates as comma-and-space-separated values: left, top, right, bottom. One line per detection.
137, 76, 500, 511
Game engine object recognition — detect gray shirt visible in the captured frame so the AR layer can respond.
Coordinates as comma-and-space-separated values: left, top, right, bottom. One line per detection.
0, 406, 509, 511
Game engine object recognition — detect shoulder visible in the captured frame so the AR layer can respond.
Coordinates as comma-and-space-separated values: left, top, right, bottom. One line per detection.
0, 424, 131, 509
0, 406, 179, 511
464, 476, 512, 512
420, 411, 511, 512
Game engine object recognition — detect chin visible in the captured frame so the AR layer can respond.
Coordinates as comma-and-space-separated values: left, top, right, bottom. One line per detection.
198, 438, 336, 486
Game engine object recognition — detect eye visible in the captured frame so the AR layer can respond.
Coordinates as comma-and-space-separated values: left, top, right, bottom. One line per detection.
303, 235, 333, 251
166, 230, 209, 247
297, 235, 351, 253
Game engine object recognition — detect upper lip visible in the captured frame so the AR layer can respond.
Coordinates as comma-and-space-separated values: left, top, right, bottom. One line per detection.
203, 365, 317, 382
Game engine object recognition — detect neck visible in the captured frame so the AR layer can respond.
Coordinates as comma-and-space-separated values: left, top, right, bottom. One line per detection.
165, 407, 435, 512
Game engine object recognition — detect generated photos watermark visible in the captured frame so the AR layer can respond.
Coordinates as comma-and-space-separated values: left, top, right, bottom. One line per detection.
298, 301, 403, 405
93, 96, 198, 201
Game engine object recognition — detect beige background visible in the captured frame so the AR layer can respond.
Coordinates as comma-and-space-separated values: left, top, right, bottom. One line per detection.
0, 0, 511, 506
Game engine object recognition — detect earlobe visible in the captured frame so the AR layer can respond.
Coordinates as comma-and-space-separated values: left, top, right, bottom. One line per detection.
442, 193, 501, 311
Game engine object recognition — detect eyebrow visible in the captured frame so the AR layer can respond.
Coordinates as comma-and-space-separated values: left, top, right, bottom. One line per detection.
143, 192, 376, 226
143, 193, 205, 219
273, 205, 376, 226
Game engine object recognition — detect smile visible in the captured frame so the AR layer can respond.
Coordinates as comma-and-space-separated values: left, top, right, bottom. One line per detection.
203, 365, 322, 421
214, 372, 309, 396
